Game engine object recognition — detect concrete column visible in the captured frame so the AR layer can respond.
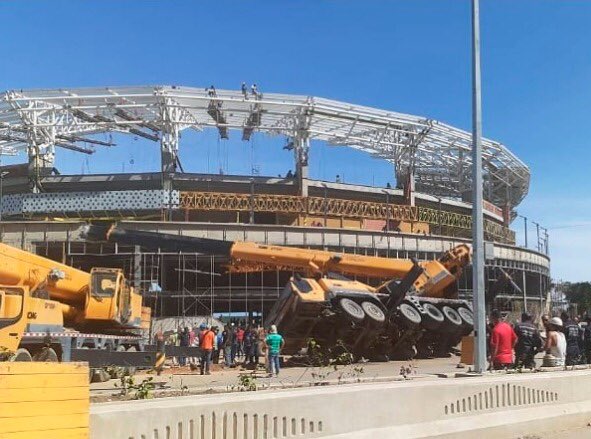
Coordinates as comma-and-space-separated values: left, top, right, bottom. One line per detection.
294, 136, 309, 197
133, 245, 142, 290
522, 270, 528, 313
28, 145, 54, 193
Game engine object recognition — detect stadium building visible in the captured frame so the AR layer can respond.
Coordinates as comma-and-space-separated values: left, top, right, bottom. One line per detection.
0, 86, 550, 320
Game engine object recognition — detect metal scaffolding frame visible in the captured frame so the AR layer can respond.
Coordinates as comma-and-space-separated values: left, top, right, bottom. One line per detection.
0, 86, 529, 207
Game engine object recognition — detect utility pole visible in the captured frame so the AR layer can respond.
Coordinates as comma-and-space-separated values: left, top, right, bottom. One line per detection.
471, 0, 487, 374
533, 221, 541, 252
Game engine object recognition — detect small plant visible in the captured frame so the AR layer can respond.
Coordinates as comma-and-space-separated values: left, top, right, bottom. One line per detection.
115, 375, 155, 399
134, 377, 155, 399
235, 373, 258, 392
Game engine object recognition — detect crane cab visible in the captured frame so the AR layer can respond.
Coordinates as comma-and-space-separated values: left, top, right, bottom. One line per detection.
85, 268, 143, 329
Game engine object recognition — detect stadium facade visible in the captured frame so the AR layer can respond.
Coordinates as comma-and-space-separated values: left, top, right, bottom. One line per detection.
0, 86, 549, 319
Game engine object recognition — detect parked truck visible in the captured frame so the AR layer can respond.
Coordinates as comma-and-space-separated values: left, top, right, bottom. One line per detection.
84, 224, 474, 360
0, 242, 177, 380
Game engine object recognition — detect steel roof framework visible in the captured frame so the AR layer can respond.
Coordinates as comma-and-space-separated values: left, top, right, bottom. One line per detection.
0, 86, 529, 207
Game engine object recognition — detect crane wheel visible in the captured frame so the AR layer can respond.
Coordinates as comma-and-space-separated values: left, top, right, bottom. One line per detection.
361, 301, 386, 325
457, 307, 474, 335
440, 306, 463, 333
398, 303, 422, 327
32, 347, 58, 362
9, 348, 32, 362
420, 303, 445, 330
338, 298, 365, 323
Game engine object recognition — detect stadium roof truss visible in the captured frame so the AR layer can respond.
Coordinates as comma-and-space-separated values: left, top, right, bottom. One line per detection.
0, 86, 529, 207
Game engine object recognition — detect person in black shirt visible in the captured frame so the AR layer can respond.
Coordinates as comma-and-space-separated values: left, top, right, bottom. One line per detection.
561, 311, 583, 366
514, 313, 542, 369
583, 315, 591, 364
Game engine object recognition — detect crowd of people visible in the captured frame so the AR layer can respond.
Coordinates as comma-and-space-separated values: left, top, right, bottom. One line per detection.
488, 309, 591, 370
163, 322, 285, 377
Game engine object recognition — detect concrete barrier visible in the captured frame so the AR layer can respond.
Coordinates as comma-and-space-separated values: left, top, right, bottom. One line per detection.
91, 370, 591, 438
1, 362, 89, 439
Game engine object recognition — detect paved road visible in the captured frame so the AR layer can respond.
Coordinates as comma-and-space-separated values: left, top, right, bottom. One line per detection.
90, 356, 464, 398
530, 426, 591, 439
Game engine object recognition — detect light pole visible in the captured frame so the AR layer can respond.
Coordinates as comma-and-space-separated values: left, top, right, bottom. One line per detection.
471, 0, 487, 374
517, 214, 528, 248
533, 221, 540, 252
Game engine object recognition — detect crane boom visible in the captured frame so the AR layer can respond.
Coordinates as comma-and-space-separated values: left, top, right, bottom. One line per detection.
0, 243, 89, 305
83, 224, 470, 298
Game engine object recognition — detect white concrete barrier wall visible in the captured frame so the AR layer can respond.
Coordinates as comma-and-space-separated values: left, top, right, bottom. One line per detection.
91, 370, 591, 439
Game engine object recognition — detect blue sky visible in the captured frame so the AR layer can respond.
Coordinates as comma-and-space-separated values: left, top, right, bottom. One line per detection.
1, 1, 590, 281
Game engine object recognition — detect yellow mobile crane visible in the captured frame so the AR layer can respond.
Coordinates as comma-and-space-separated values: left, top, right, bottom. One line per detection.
0, 242, 156, 376
84, 224, 474, 360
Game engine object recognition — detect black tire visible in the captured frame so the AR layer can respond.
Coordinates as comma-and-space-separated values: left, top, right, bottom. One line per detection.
441, 306, 463, 333
420, 303, 445, 330
338, 298, 365, 323
361, 301, 386, 324
398, 303, 422, 327
9, 348, 32, 362
32, 347, 59, 362
457, 307, 474, 335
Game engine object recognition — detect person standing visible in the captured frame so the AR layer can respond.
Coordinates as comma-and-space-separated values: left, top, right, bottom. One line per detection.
236, 326, 245, 359
243, 326, 253, 365
514, 313, 543, 369
198, 323, 215, 375
222, 325, 233, 367
230, 323, 239, 365
489, 309, 517, 370
179, 327, 190, 367
561, 312, 583, 366
265, 325, 285, 376
584, 316, 591, 364
544, 317, 567, 366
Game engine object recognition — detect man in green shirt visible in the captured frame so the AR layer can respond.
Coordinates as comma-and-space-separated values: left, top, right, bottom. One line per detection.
265, 325, 285, 376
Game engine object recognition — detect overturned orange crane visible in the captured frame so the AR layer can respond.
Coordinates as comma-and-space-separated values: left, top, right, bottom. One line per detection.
84, 224, 474, 360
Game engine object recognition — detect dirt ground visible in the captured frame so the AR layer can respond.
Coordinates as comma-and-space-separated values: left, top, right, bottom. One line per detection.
90, 355, 465, 402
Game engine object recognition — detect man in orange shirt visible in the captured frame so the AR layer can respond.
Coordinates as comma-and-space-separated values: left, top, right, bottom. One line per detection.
198, 323, 215, 375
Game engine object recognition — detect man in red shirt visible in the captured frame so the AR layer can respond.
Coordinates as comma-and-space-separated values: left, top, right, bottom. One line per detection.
489, 309, 517, 370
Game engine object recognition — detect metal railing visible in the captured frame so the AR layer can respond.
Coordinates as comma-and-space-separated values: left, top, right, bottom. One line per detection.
179, 191, 515, 244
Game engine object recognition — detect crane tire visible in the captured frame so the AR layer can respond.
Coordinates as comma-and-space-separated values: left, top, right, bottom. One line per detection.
361, 301, 386, 324
398, 303, 422, 327
420, 303, 445, 330
33, 347, 59, 362
338, 298, 365, 323
441, 306, 463, 332
9, 348, 32, 362
457, 307, 474, 335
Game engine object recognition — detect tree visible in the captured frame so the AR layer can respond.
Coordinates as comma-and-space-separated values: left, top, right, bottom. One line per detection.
561, 282, 591, 315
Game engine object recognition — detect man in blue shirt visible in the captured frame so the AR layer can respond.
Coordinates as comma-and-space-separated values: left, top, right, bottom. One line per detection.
265, 325, 285, 376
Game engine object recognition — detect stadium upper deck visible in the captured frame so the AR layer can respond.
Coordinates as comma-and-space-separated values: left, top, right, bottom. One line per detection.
0, 86, 529, 208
